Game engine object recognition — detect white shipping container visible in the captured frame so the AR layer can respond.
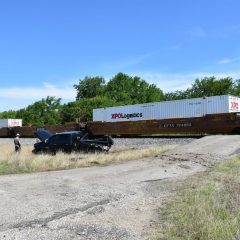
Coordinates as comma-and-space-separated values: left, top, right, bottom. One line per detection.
93, 95, 240, 122
0, 119, 22, 128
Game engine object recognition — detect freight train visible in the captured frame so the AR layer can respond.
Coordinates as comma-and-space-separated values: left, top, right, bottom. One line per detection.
1, 95, 240, 137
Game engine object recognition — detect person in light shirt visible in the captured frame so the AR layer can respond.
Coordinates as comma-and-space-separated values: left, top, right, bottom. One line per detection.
14, 133, 21, 152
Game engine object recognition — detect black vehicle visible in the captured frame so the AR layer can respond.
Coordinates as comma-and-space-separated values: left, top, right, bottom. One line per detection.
32, 129, 114, 154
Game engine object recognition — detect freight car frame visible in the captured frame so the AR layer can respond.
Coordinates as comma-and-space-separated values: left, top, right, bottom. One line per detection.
87, 113, 240, 136
1, 113, 240, 138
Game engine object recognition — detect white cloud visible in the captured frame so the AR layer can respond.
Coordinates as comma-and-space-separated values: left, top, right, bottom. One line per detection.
218, 58, 232, 64
0, 83, 75, 100
0, 83, 76, 111
217, 57, 240, 65
2, 71, 240, 112
135, 72, 192, 92
130, 71, 240, 92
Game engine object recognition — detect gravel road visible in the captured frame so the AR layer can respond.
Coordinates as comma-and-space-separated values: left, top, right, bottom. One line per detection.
0, 135, 239, 240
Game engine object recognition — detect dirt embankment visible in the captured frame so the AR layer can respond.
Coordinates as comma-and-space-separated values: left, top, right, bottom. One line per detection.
0, 135, 239, 240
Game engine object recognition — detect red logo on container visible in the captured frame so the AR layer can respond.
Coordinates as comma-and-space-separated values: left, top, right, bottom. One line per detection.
111, 113, 143, 119
231, 102, 238, 110
111, 113, 123, 119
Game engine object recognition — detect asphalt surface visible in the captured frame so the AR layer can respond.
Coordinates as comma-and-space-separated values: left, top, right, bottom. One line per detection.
0, 135, 240, 240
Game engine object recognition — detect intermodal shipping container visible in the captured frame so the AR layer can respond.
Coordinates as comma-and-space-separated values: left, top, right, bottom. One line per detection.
0, 119, 22, 128
93, 95, 240, 122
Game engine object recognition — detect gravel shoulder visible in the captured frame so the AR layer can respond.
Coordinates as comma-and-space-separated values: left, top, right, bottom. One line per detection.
0, 135, 239, 240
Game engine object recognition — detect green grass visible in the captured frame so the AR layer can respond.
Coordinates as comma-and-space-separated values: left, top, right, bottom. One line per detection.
0, 162, 11, 174
0, 161, 26, 175
155, 157, 240, 240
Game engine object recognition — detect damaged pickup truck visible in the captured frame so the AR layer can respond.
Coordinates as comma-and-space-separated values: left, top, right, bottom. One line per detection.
32, 129, 114, 155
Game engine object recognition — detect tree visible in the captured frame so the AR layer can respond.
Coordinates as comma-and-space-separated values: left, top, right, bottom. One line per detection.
231, 79, 240, 96
188, 77, 234, 98
74, 76, 106, 100
3, 74, 239, 126
60, 96, 118, 123
164, 77, 235, 101
146, 83, 165, 102
104, 72, 164, 104
0, 110, 17, 119
16, 96, 61, 126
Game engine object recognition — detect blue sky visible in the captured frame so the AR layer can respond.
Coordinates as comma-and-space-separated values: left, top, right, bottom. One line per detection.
1, 0, 240, 111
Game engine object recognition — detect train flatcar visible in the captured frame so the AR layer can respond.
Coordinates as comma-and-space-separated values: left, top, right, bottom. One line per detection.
1, 95, 240, 137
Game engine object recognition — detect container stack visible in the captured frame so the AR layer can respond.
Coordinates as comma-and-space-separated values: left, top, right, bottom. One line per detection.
93, 95, 240, 122
0, 119, 22, 128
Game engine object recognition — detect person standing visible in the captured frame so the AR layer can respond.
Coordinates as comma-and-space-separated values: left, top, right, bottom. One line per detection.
14, 133, 21, 152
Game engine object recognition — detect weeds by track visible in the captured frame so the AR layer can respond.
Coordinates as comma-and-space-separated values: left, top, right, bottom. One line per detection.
155, 157, 240, 240
0, 143, 172, 175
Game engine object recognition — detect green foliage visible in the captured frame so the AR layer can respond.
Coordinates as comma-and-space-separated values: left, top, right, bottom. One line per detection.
0, 110, 17, 119
60, 96, 118, 122
17, 96, 61, 126
189, 76, 234, 98
231, 79, 240, 96
165, 77, 235, 101
104, 72, 164, 104
164, 90, 190, 101
60, 101, 79, 124
73, 76, 105, 100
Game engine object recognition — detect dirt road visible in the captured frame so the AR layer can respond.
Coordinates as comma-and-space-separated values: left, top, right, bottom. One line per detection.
0, 135, 240, 240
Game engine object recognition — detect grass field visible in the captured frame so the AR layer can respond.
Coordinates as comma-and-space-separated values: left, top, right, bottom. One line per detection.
156, 157, 240, 240
0, 143, 171, 175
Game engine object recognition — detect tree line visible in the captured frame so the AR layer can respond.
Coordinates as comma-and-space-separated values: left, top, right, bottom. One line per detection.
1, 72, 240, 126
